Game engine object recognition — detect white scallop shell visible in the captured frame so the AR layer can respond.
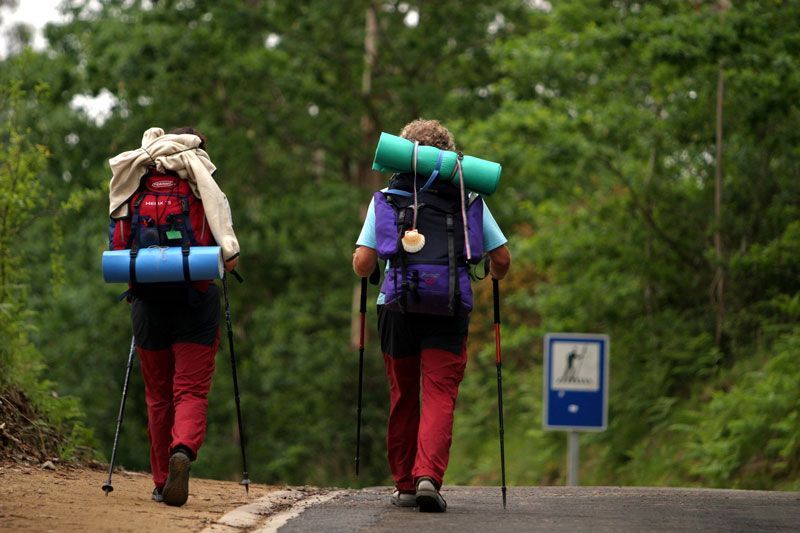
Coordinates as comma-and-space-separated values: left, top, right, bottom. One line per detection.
401, 229, 426, 253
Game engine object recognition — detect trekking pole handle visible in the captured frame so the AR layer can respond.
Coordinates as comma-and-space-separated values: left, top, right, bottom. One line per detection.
360, 277, 368, 314
493, 278, 501, 325
358, 277, 367, 350
493, 279, 502, 365
230, 269, 244, 284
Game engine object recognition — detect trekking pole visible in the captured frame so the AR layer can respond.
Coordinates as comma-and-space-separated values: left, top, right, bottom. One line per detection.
493, 278, 508, 509
102, 336, 136, 495
223, 273, 251, 494
355, 276, 367, 476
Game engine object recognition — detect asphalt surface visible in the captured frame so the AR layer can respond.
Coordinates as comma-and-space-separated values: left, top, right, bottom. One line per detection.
275, 486, 800, 532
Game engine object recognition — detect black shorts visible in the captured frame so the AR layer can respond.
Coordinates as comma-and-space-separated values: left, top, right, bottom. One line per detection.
377, 305, 469, 358
131, 285, 221, 350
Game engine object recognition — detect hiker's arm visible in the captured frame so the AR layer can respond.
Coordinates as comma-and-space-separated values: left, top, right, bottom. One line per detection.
353, 246, 377, 277
488, 245, 511, 280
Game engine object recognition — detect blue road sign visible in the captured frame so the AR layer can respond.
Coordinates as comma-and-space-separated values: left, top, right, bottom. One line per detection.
543, 333, 609, 431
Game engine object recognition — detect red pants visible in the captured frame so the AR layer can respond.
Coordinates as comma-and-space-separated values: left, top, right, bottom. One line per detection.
137, 337, 218, 488
383, 345, 468, 492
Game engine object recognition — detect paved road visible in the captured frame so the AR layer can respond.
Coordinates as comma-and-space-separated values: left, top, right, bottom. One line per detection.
275, 486, 800, 532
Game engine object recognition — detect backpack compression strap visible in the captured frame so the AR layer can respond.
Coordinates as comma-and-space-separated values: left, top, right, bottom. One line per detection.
181, 243, 192, 282
128, 193, 147, 285
129, 244, 139, 284
128, 193, 146, 249
398, 208, 410, 313
180, 196, 192, 282
446, 214, 459, 315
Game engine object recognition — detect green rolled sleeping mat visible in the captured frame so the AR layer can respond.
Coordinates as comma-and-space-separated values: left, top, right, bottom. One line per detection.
372, 132, 501, 195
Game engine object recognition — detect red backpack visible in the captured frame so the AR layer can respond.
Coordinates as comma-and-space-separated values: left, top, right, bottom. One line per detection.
110, 170, 215, 252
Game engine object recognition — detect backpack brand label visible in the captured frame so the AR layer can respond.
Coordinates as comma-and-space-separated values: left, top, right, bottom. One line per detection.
143, 199, 175, 207
421, 272, 440, 286
149, 180, 177, 190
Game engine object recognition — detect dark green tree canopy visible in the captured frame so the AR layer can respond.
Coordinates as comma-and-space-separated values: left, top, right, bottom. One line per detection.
1, 0, 798, 490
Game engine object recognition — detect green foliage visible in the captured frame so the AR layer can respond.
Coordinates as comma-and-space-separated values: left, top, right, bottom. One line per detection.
451, 0, 800, 490
0, 75, 94, 460
0, 79, 50, 386
688, 331, 800, 490
0, 81, 48, 303
1, 0, 798, 491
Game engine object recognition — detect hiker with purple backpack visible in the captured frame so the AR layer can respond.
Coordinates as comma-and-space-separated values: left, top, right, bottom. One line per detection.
353, 119, 511, 512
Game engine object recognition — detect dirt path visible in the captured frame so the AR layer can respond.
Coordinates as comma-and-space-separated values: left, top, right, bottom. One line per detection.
0, 462, 277, 532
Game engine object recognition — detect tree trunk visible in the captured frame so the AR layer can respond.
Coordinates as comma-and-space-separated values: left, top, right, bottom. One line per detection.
644, 146, 657, 317
357, 3, 380, 191
352, 4, 380, 347
713, 64, 725, 348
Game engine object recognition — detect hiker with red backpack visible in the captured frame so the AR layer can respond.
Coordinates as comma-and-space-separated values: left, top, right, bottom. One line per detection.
107, 127, 240, 506
353, 119, 511, 512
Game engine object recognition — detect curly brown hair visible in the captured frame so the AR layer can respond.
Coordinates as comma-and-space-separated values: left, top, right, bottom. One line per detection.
399, 119, 455, 151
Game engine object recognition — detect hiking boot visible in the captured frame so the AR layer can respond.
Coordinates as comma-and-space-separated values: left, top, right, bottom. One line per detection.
162, 450, 191, 507
415, 477, 447, 513
391, 489, 417, 508
152, 487, 164, 503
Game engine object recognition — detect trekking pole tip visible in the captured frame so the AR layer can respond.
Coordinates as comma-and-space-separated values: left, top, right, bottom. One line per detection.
102, 483, 113, 495
240, 477, 251, 495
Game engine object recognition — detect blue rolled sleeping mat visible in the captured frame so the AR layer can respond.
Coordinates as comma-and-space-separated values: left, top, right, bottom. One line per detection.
102, 246, 224, 283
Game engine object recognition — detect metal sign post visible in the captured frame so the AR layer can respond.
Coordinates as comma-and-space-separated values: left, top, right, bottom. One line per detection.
543, 333, 610, 486
567, 431, 580, 486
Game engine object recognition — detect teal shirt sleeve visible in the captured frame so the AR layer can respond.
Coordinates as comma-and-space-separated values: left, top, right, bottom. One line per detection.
356, 197, 377, 249
482, 201, 507, 252
355, 198, 385, 304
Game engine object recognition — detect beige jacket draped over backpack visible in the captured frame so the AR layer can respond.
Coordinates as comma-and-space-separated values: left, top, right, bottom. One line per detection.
108, 127, 240, 262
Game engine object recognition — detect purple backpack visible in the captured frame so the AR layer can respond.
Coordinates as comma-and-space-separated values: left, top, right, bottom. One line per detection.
374, 174, 484, 316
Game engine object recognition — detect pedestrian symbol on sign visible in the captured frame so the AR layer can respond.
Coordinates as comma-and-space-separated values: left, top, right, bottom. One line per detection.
551, 342, 601, 392
557, 346, 590, 385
